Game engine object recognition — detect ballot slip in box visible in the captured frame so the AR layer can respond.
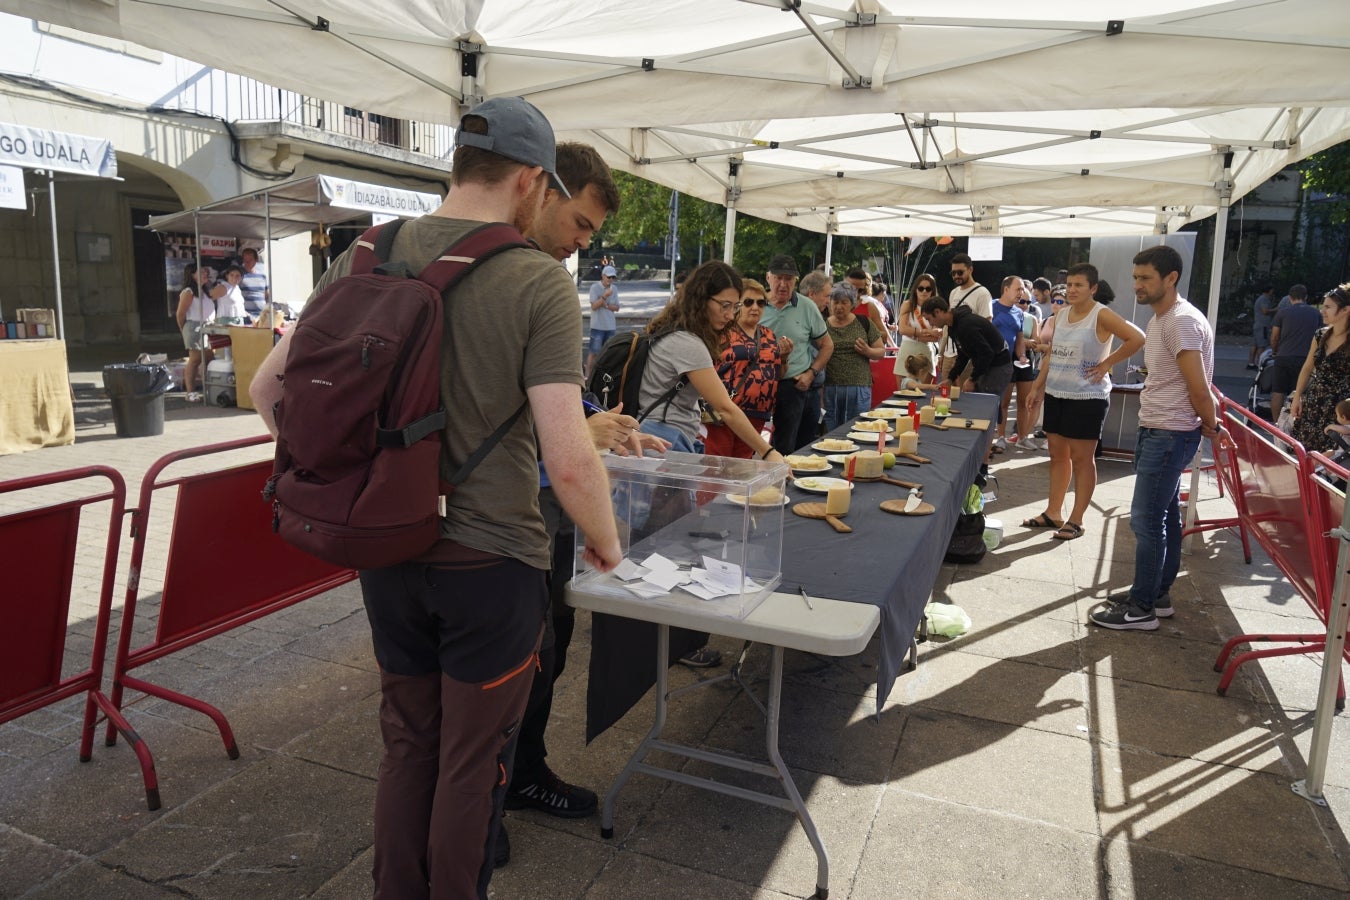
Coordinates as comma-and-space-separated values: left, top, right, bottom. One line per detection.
574, 451, 788, 620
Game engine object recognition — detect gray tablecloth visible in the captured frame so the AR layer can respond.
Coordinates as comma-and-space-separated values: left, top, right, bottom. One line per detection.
584, 393, 997, 739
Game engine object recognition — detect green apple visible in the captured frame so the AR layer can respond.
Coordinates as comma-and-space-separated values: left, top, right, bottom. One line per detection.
881, 451, 896, 469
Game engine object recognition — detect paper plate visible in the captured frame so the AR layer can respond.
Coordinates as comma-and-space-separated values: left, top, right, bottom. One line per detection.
812, 439, 858, 453
848, 432, 893, 443
860, 408, 905, 419
793, 476, 856, 494
785, 455, 833, 474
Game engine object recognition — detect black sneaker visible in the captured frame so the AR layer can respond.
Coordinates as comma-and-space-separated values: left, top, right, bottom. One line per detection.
1090, 601, 1158, 631
1106, 592, 1173, 618
504, 767, 598, 819
494, 823, 510, 869
678, 646, 722, 668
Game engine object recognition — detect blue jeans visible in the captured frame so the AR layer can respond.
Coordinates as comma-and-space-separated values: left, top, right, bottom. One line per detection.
589, 329, 615, 355
823, 385, 872, 433
1129, 427, 1202, 610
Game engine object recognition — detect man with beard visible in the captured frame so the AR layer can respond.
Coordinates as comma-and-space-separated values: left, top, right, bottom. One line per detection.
1089, 244, 1217, 632
938, 252, 992, 378
250, 97, 621, 900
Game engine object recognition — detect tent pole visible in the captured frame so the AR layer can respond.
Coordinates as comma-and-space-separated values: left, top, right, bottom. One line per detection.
723, 160, 740, 264
824, 233, 833, 272
47, 170, 65, 341
1185, 189, 1231, 550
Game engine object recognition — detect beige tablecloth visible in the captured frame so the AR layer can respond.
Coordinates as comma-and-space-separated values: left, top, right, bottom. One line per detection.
0, 340, 75, 455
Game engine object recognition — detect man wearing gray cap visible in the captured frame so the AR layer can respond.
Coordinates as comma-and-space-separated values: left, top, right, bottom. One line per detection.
250, 96, 620, 900
760, 253, 834, 454
586, 263, 620, 375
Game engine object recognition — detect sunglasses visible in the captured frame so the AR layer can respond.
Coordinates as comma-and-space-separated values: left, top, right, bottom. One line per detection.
1052, 298, 1065, 305
741, 297, 768, 308
1016, 300, 1031, 306
915, 285, 935, 293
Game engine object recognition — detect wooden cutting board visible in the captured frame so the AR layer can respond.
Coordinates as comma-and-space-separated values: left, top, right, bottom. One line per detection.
793, 502, 852, 533
852, 474, 923, 490
898, 451, 932, 464
880, 498, 936, 516
940, 417, 992, 431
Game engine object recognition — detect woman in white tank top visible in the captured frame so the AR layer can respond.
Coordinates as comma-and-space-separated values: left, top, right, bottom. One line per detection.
1022, 266, 1145, 541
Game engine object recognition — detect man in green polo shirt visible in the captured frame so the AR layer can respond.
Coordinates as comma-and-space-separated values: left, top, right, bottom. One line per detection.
761, 254, 834, 454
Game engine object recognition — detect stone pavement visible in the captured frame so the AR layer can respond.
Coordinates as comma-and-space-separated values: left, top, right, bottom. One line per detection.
2, 341, 1349, 899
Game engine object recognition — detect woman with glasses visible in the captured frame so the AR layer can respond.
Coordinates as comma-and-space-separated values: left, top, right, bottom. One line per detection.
823, 282, 887, 430
894, 274, 942, 384
1289, 286, 1350, 452
638, 261, 786, 465
703, 278, 784, 458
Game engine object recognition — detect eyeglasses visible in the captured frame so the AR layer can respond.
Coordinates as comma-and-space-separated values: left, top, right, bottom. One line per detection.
741, 297, 768, 308
709, 299, 737, 313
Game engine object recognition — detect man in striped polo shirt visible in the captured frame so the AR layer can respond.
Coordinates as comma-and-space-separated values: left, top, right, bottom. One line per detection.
1090, 245, 1220, 631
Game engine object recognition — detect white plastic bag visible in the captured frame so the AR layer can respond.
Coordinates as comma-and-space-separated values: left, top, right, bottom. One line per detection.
926, 601, 972, 637
1275, 400, 1294, 434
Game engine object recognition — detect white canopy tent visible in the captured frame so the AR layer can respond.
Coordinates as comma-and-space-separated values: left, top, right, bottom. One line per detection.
7, 0, 1349, 810
5, 0, 1348, 241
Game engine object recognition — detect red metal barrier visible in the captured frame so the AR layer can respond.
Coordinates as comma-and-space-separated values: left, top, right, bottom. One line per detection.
1200, 402, 1345, 705
104, 435, 356, 808
0, 467, 161, 806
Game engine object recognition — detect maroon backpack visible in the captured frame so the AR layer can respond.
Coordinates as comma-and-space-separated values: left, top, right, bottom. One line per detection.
264, 219, 530, 569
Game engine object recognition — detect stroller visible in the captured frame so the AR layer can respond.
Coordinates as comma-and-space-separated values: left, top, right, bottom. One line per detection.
1246, 347, 1276, 421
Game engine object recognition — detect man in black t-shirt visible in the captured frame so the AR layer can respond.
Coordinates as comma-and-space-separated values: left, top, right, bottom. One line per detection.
1269, 284, 1321, 417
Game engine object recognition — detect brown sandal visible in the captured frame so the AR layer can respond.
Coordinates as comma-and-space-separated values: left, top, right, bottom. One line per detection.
1021, 513, 1060, 529
1053, 522, 1084, 541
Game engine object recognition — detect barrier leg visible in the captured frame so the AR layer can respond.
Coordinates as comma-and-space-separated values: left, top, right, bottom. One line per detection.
1216, 639, 1326, 698
88, 690, 161, 810
120, 674, 240, 760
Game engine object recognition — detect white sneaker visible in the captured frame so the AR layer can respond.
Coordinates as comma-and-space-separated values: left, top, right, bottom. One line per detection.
1022, 436, 1045, 451
186, 391, 203, 403
991, 436, 1008, 451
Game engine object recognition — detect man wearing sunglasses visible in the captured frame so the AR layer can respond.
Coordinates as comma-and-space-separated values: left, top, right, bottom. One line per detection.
940, 252, 992, 380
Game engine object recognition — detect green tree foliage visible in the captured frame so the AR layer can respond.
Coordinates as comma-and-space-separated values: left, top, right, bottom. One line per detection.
1301, 140, 1350, 224
598, 171, 898, 280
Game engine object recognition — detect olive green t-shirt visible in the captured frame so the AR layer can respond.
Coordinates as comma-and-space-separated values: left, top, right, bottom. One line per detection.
309, 215, 583, 570
825, 316, 878, 387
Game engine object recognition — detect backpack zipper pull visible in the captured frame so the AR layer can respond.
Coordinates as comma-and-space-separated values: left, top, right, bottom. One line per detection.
360, 335, 386, 369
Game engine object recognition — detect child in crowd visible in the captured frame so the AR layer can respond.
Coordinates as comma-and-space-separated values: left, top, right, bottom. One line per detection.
1324, 398, 1350, 445
897, 353, 931, 393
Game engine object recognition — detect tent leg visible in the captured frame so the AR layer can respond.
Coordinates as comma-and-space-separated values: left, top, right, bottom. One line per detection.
48, 171, 65, 341
824, 233, 833, 272
723, 204, 736, 264
1185, 200, 1229, 551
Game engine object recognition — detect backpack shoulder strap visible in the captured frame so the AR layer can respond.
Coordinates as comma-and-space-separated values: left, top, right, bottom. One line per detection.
348, 219, 406, 276
416, 222, 532, 293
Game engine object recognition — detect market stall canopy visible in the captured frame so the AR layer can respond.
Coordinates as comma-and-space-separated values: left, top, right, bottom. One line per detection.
145, 175, 442, 241
6, 0, 1350, 235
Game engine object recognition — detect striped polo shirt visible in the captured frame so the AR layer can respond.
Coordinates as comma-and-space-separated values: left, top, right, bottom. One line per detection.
1139, 297, 1214, 431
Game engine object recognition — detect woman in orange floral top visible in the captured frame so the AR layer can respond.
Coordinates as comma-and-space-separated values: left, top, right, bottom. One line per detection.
703, 278, 785, 458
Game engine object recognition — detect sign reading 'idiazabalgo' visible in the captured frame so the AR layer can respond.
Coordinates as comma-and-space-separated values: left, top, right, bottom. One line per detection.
0, 122, 117, 179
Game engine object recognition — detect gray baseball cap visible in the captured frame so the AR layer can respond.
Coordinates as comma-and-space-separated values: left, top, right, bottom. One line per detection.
455, 96, 570, 198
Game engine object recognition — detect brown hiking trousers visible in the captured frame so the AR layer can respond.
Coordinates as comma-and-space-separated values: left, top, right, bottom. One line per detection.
360, 545, 547, 900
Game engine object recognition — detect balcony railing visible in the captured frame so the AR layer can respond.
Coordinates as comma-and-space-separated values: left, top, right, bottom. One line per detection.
162, 68, 456, 160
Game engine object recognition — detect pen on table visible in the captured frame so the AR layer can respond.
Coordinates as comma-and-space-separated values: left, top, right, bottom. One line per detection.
798, 586, 814, 611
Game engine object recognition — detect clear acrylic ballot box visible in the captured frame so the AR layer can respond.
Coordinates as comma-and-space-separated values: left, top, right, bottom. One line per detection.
573, 451, 788, 620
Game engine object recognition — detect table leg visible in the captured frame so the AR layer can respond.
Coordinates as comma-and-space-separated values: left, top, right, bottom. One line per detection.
601, 622, 671, 840
766, 645, 830, 899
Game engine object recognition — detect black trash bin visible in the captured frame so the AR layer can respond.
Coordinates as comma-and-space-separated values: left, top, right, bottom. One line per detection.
103, 363, 173, 438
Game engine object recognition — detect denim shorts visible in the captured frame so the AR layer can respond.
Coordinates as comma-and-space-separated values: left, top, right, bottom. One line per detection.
589, 329, 616, 354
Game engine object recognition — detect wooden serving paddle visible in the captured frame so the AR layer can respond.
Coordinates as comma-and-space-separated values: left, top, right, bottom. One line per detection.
852, 474, 923, 490
793, 502, 852, 533
880, 498, 936, 516
897, 451, 932, 464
